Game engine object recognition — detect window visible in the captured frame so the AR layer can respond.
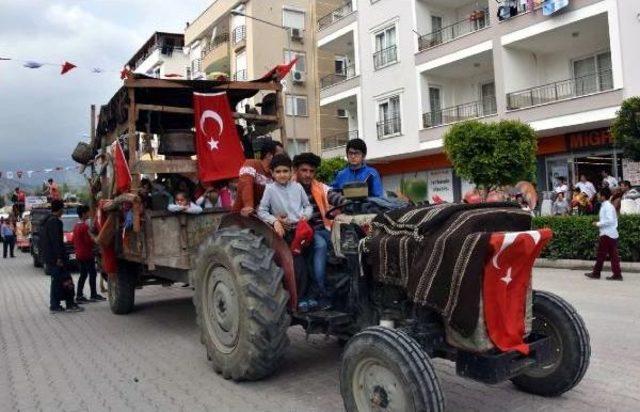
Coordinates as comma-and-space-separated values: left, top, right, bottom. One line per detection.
480, 82, 496, 115
572, 51, 612, 95
286, 138, 310, 155
334, 56, 347, 74
431, 15, 443, 44
284, 50, 306, 72
283, 8, 305, 30
373, 26, 397, 69
286, 95, 308, 116
337, 108, 348, 118
377, 95, 401, 137
427, 86, 442, 127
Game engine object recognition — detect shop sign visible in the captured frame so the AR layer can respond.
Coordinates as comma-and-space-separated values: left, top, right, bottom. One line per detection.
427, 168, 454, 203
623, 159, 640, 186
566, 128, 613, 150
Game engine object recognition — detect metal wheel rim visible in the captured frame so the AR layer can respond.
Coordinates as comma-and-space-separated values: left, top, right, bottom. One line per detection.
352, 357, 411, 412
526, 314, 563, 378
204, 266, 240, 354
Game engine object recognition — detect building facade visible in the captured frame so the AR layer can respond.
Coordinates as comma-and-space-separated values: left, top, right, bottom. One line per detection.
127, 32, 190, 79
184, 0, 321, 155
316, 0, 640, 201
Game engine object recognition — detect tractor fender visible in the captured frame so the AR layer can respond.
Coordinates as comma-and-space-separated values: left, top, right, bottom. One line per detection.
218, 213, 298, 310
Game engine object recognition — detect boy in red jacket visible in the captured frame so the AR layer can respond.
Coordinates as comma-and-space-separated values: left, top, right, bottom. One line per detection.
73, 205, 106, 302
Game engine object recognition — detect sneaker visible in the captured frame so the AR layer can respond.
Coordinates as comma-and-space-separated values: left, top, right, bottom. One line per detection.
90, 294, 106, 301
50, 306, 66, 314
606, 275, 623, 281
76, 296, 90, 304
65, 305, 85, 313
584, 272, 600, 279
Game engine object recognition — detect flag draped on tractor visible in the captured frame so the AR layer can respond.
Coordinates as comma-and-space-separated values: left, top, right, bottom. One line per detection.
193, 92, 245, 183
111, 140, 132, 195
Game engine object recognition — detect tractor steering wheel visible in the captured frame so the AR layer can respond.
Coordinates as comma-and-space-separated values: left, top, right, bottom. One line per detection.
325, 200, 354, 219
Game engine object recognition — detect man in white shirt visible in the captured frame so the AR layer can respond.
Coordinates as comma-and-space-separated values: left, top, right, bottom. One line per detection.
601, 170, 618, 189
585, 187, 623, 281
575, 174, 596, 200
554, 176, 569, 196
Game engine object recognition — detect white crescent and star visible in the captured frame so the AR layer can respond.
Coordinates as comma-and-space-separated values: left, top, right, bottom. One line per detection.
492, 230, 543, 288
199, 109, 224, 151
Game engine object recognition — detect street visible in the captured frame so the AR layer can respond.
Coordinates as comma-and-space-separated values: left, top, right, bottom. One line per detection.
1, 253, 639, 412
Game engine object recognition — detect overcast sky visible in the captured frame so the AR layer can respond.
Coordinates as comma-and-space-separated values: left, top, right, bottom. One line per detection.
0, 0, 209, 175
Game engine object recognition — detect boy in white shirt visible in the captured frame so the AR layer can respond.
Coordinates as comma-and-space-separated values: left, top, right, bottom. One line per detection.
585, 187, 622, 281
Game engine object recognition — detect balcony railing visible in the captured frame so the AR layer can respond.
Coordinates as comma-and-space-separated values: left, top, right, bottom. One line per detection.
320, 64, 356, 89
373, 45, 397, 70
201, 32, 230, 58
507, 69, 614, 110
422, 96, 497, 128
233, 69, 247, 81
322, 130, 358, 150
377, 116, 401, 138
318, 1, 354, 31
418, 9, 489, 51
232, 25, 246, 45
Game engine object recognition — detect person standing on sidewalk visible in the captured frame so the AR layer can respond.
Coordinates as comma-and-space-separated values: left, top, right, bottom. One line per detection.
1, 217, 16, 258
41, 200, 84, 313
585, 187, 623, 281
73, 205, 106, 303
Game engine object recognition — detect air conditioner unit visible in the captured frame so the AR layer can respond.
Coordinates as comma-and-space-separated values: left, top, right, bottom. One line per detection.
289, 28, 304, 42
292, 70, 305, 83
336, 109, 348, 118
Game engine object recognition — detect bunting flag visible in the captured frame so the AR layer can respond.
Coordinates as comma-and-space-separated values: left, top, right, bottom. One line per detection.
23, 61, 44, 69
61, 61, 77, 75
0, 164, 82, 180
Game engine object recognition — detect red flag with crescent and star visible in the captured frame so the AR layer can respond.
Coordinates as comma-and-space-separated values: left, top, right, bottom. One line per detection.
483, 229, 553, 355
193, 92, 245, 183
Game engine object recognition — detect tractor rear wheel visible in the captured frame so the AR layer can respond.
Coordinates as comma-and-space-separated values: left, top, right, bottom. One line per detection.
340, 326, 445, 412
108, 260, 138, 315
511, 290, 590, 396
192, 228, 290, 381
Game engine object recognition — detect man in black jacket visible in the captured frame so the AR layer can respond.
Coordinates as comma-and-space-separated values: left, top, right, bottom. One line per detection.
41, 200, 83, 313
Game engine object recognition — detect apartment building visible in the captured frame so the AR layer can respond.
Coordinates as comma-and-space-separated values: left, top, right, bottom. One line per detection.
184, 0, 321, 155
127, 32, 190, 78
316, 0, 640, 201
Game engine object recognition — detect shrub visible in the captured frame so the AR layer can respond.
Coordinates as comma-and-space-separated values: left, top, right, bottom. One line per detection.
611, 96, 640, 161
533, 215, 640, 262
316, 157, 347, 184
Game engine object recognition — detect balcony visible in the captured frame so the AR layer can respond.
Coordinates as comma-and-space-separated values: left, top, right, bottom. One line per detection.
418, 8, 489, 51
232, 25, 246, 48
423, 97, 497, 128
507, 69, 613, 110
201, 33, 230, 73
318, 1, 354, 31
320, 64, 356, 89
322, 130, 358, 150
233, 69, 247, 81
373, 45, 397, 70
377, 116, 401, 139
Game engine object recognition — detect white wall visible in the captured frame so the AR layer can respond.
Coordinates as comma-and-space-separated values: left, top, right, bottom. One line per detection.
415, 0, 488, 35
135, 48, 189, 79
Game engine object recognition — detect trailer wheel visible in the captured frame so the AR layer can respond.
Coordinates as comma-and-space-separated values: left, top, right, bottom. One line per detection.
341, 326, 445, 412
108, 260, 138, 315
192, 228, 290, 381
511, 290, 590, 397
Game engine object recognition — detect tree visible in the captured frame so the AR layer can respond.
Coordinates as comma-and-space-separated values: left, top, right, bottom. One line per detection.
316, 157, 347, 184
611, 96, 640, 161
443, 119, 537, 194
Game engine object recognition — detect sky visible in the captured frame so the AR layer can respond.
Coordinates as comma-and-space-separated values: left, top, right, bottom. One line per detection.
0, 0, 210, 181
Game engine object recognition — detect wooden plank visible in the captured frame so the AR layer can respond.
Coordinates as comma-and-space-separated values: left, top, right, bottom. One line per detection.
235, 112, 278, 122
125, 78, 190, 89
275, 89, 287, 141
135, 105, 277, 123
127, 89, 140, 188
130, 159, 197, 174
125, 78, 281, 91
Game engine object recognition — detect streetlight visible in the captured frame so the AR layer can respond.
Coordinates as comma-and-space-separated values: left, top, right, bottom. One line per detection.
229, 10, 297, 147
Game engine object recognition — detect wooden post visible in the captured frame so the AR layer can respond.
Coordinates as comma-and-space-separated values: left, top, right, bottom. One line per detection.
275, 84, 287, 142
127, 86, 140, 189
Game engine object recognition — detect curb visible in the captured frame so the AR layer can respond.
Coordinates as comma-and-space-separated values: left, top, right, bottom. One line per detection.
535, 258, 640, 273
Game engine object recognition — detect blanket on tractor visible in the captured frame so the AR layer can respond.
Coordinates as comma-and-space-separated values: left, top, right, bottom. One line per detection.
363, 202, 551, 354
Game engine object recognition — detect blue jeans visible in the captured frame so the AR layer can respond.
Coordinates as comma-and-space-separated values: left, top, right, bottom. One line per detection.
313, 229, 332, 297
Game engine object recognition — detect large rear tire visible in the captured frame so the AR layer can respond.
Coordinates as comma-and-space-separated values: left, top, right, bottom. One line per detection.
340, 326, 445, 412
511, 290, 590, 397
108, 260, 138, 315
192, 228, 290, 381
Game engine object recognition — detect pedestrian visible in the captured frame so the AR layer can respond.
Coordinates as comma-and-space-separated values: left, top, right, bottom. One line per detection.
611, 180, 631, 214
600, 170, 618, 189
553, 176, 569, 199
552, 192, 570, 216
73, 205, 106, 303
41, 199, 84, 313
575, 174, 597, 201
585, 187, 623, 281
1, 216, 16, 258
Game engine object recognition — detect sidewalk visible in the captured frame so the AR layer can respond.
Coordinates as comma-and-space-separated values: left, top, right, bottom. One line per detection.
535, 258, 640, 273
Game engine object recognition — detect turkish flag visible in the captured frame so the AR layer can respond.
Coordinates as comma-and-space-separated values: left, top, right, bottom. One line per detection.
193, 92, 245, 183
483, 229, 552, 355
61, 61, 76, 75
111, 140, 132, 194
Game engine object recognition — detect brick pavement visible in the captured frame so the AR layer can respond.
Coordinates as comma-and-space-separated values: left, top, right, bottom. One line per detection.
1, 253, 639, 411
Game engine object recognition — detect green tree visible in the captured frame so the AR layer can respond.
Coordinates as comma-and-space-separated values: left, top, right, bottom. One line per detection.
611, 96, 640, 161
444, 119, 537, 194
316, 157, 347, 184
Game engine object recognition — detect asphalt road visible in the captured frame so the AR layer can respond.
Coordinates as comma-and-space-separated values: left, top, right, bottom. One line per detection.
1, 253, 639, 411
